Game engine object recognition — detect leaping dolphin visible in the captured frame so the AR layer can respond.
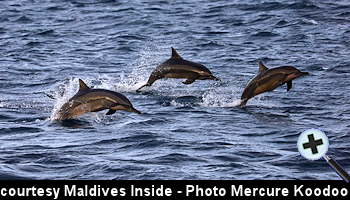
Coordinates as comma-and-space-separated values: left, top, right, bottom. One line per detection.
240, 61, 309, 107
136, 47, 219, 92
56, 79, 141, 120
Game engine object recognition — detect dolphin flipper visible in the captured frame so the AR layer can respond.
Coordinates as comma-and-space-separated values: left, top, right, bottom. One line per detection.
182, 78, 196, 84
287, 81, 292, 91
106, 109, 116, 115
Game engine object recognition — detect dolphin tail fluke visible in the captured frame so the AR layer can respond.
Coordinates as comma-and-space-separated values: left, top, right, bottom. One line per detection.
239, 99, 248, 107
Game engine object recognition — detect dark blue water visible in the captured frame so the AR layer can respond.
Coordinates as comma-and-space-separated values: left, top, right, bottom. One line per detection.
0, 0, 349, 180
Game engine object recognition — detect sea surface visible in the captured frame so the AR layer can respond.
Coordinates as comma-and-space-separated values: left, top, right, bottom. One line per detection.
0, 0, 349, 180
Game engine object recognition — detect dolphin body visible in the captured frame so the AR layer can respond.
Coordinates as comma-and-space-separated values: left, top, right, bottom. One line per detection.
136, 47, 219, 92
240, 61, 309, 107
56, 79, 141, 120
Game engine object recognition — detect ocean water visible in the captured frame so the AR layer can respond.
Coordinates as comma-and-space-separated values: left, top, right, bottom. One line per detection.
0, 0, 349, 179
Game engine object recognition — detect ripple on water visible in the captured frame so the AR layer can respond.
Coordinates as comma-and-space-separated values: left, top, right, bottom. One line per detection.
0, 127, 43, 134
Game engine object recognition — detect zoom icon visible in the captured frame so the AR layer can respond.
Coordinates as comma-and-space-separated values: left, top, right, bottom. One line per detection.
297, 129, 349, 182
298, 129, 329, 160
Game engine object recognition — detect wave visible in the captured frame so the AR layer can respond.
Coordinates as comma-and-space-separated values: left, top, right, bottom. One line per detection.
0, 173, 31, 180
237, 1, 319, 11
13, 15, 33, 23
250, 31, 279, 38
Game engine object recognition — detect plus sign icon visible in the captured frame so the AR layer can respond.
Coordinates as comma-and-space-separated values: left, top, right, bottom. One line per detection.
297, 129, 329, 160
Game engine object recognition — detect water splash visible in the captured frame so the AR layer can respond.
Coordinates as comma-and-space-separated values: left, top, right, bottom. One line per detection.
200, 79, 280, 108
200, 82, 241, 107
111, 41, 172, 92
0, 99, 5, 108
49, 77, 82, 120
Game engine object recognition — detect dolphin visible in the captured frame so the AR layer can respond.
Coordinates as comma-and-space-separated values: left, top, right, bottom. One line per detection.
56, 79, 141, 120
240, 61, 309, 107
136, 47, 219, 92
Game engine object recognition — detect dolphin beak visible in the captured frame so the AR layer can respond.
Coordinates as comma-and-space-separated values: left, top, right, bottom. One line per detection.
287, 71, 309, 80
210, 75, 220, 81
129, 107, 142, 114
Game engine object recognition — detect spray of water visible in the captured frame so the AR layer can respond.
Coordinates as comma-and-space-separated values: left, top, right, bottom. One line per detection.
0, 100, 5, 108
49, 77, 83, 120
111, 41, 171, 92
200, 82, 242, 107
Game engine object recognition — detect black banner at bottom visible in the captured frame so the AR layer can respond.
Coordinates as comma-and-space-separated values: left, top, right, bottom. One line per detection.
0, 180, 348, 199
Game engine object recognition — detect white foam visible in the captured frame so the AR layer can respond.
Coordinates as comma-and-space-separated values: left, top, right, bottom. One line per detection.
0, 101, 5, 108
302, 18, 318, 25
200, 83, 241, 107
93, 112, 104, 123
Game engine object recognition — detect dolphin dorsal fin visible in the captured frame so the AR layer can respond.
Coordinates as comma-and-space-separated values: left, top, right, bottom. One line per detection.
171, 47, 182, 59
78, 79, 90, 91
258, 61, 268, 73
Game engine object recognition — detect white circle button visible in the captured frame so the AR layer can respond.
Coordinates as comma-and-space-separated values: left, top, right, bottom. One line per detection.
297, 129, 329, 160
